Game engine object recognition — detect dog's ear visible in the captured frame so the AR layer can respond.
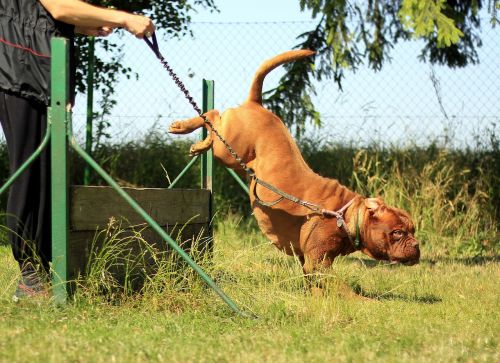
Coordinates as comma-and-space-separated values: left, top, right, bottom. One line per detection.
365, 198, 384, 215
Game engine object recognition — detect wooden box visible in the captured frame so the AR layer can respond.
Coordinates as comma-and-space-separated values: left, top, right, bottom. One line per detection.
68, 186, 212, 281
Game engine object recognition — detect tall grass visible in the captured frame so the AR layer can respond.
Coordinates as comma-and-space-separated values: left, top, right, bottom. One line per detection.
347, 148, 498, 257
73, 217, 215, 310
0, 182, 498, 363
1, 129, 498, 256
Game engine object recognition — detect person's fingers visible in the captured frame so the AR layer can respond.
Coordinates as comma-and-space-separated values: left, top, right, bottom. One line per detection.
125, 14, 155, 38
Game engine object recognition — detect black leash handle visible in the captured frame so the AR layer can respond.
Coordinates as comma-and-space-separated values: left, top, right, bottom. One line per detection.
143, 32, 163, 60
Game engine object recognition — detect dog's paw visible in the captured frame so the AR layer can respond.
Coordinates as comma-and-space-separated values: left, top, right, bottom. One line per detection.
189, 145, 204, 156
189, 138, 213, 156
168, 121, 187, 134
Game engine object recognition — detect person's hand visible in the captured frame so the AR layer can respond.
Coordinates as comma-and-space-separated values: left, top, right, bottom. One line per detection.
75, 26, 113, 37
123, 13, 155, 38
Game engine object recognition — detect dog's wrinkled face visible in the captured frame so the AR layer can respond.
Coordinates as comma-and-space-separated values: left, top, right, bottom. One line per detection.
360, 198, 420, 265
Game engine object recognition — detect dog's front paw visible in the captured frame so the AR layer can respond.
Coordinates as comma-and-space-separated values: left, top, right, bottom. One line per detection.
168, 121, 186, 134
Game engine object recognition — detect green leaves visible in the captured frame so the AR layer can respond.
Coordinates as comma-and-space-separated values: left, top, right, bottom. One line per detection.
266, 0, 493, 135
399, 0, 464, 47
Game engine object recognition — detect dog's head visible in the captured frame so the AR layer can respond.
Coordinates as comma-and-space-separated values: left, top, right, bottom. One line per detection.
358, 198, 420, 265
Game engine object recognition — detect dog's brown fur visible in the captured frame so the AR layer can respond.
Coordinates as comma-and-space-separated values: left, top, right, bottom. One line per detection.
169, 50, 420, 276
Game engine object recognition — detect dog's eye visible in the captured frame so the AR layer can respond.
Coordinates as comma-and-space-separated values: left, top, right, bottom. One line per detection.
392, 230, 404, 239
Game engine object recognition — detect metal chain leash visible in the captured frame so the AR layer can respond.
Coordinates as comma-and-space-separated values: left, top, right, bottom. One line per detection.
156, 55, 256, 179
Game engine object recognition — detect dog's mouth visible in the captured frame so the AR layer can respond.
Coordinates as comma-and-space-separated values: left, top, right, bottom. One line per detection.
362, 240, 420, 266
388, 239, 420, 266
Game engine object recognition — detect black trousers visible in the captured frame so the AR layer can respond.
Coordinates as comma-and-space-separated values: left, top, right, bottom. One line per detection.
0, 91, 51, 271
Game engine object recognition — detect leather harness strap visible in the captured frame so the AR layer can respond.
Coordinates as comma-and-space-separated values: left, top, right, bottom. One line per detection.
253, 178, 362, 249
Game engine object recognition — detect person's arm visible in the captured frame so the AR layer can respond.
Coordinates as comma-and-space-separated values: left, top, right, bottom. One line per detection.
74, 25, 113, 37
39, 0, 155, 38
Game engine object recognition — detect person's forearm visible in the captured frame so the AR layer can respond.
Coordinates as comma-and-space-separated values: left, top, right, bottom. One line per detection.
39, 0, 129, 28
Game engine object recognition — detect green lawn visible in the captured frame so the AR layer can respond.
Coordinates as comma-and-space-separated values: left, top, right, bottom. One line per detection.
0, 219, 498, 363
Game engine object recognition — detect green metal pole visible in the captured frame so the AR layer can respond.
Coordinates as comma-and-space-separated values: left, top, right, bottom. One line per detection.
84, 36, 95, 185
168, 155, 199, 189
0, 127, 51, 196
226, 168, 250, 194
201, 80, 214, 190
43, 40, 252, 317
50, 37, 70, 304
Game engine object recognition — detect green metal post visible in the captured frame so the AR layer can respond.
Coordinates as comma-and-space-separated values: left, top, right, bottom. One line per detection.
168, 155, 199, 189
201, 80, 214, 190
45, 41, 251, 316
226, 168, 250, 194
84, 36, 95, 185
0, 127, 51, 196
50, 37, 70, 304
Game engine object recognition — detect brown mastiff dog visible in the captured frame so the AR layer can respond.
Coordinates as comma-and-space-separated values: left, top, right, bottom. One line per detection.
169, 50, 420, 280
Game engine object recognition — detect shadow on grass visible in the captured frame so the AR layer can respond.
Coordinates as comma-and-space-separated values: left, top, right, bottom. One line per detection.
350, 283, 442, 304
345, 255, 500, 268
360, 290, 442, 304
423, 256, 500, 265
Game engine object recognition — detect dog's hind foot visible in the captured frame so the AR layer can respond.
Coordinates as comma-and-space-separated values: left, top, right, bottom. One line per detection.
169, 111, 221, 135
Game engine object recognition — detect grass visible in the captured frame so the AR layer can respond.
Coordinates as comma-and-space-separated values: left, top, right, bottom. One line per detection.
0, 214, 498, 363
0, 135, 498, 362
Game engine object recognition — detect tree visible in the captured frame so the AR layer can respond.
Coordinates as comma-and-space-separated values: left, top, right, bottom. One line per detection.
75, 1, 218, 143
263, 0, 499, 137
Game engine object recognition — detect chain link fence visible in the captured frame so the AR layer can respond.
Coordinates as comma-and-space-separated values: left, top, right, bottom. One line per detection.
2, 21, 499, 148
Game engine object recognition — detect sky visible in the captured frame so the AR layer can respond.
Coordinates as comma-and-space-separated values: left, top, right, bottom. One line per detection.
0, 1, 497, 147
8, 0, 496, 148
189, 0, 310, 22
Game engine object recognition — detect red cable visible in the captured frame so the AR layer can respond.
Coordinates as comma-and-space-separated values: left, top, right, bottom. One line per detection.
0, 36, 50, 58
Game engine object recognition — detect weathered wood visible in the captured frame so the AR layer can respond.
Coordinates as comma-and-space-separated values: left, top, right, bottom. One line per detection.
71, 186, 211, 230
68, 186, 212, 282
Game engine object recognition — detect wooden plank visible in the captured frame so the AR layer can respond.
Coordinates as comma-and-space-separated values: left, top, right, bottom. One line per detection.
71, 186, 211, 231
68, 186, 213, 285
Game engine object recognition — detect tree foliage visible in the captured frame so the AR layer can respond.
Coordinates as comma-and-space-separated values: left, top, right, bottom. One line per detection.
264, 0, 498, 137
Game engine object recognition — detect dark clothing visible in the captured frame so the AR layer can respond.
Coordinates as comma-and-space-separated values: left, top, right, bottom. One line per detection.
0, 90, 51, 270
0, 0, 75, 105
0, 0, 75, 270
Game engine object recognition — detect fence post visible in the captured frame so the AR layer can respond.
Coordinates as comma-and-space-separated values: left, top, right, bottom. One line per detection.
201, 79, 214, 190
50, 37, 70, 304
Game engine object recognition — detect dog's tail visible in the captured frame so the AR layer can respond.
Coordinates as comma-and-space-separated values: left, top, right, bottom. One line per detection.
246, 49, 315, 104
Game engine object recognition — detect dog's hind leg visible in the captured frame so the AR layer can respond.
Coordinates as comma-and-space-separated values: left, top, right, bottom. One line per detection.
169, 110, 220, 134
169, 116, 204, 134
303, 251, 372, 300
301, 253, 333, 296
